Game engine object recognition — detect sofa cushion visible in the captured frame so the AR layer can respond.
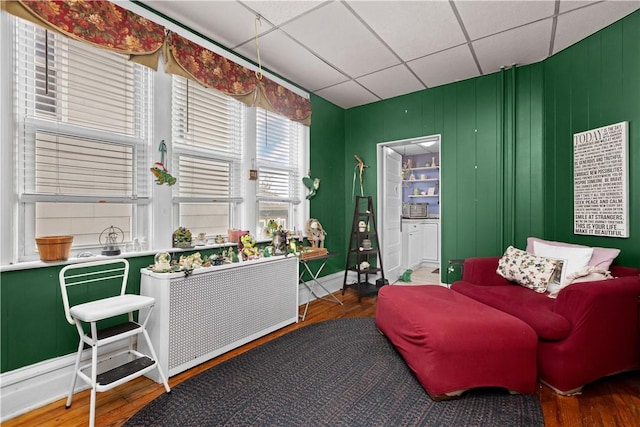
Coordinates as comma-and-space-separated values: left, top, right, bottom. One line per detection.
526, 237, 619, 270
452, 281, 572, 341
496, 246, 558, 293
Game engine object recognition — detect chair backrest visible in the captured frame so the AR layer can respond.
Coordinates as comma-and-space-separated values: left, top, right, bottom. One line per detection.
59, 259, 130, 325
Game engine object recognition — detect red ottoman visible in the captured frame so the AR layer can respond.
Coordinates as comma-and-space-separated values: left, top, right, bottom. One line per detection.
375, 285, 537, 399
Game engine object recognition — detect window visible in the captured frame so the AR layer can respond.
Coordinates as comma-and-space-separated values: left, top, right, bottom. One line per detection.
3, 13, 309, 264
13, 19, 151, 259
255, 108, 305, 238
171, 77, 243, 237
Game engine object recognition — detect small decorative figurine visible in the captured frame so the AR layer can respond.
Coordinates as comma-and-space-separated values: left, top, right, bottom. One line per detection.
272, 229, 288, 255
302, 174, 321, 200
353, 155, 368, 197
172, 226, 193, 248
195, 232, 207, 246
229, 247, 239, 263
99, 225, 124, 256
153, 252, 171, 272
305, 218, 326, 248
150, 141, 176, 186
239, 234, 260, 260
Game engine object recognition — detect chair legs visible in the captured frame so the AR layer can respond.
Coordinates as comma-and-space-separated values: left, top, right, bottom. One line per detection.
141, 327, 171, 393
65, 339, 84, 409
65, 317, 170, 427
89, 340, 99, 427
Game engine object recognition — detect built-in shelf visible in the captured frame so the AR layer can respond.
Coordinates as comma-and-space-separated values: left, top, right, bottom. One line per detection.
403, 153, 441, 219
405, 166, 439, 171
403, 178, 439, 183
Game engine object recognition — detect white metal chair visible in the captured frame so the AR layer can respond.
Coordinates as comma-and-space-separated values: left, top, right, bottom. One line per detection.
59, 259, 170, 426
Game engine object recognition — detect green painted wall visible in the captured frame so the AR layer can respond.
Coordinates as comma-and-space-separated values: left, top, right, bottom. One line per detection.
342, 9, 640, 276
308, 94, 346, 274
345, 67, 546, 275
542, 10, 640, 266
1, 256, 154, 372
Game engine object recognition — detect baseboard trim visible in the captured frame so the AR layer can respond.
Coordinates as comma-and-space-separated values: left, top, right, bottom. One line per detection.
1, 270, 347, 422
298, 270, 344, 306
0, 341, 127, 422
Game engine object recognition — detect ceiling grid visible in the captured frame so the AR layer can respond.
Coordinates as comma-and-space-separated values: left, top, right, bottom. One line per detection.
139, 0, 640, 109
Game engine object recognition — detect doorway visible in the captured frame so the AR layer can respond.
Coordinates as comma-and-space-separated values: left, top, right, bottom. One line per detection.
376, 135, 442, 284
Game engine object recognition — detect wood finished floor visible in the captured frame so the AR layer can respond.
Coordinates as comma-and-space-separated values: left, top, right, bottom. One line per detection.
4, 286, 639, 427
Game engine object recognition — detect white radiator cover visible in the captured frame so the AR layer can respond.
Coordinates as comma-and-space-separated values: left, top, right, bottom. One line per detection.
140, 256, 299, 381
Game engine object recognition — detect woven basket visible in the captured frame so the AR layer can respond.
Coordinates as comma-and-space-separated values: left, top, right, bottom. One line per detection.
35, 235, 73, 261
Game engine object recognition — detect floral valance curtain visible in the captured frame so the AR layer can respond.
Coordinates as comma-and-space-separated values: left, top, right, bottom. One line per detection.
3, 0, 312, 125
165, 32, 311, 126
3, 0, 165, 69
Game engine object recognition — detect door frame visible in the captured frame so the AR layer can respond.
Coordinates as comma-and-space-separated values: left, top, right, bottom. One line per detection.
376, 134, 442, 282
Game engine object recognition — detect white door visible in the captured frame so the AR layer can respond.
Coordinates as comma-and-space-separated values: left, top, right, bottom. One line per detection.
382, 148, 403, 284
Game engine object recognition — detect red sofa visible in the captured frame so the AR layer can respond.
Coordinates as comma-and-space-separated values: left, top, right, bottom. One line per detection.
452, 256, 640, 395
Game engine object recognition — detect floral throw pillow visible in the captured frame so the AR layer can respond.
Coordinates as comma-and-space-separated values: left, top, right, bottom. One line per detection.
497, 246, 559, 293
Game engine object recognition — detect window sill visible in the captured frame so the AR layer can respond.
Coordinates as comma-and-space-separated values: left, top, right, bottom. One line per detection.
1, 242, 239, 272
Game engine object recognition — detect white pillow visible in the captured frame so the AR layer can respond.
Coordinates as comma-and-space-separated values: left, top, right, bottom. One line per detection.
533, 241, 593, 290
547, 266, 613, 298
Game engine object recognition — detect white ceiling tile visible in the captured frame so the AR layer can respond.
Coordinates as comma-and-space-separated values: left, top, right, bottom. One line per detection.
235, 31, 348, 91
473, 19, 552, 74
347, 1, 466, 61
142, 1, 267, 49
558, 1, 600, 14
356, 65, 425, 100
554, 1, 640, 54
281, 1, 400, 77
408, 44, 480, 88
242, 1, 325, 26
455, 0, 555, 40
314, 81, 380, 109
136, 0, 640, 109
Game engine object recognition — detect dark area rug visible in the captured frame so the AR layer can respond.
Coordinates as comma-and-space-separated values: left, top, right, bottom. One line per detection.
126, 318, 543, 427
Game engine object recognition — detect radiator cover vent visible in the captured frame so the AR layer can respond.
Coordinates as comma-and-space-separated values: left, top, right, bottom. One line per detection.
168, 257, 298, 371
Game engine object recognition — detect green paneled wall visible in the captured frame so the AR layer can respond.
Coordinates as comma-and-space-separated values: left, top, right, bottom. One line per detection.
308, 94, 347, 274
514, 64, 546, 247
345, 68, 546, 275
1, 256, 153, 372
543, 10, 640, 266
343, 101, 385, 245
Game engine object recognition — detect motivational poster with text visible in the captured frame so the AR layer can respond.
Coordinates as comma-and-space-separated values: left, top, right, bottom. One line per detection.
573, 121, 628, 238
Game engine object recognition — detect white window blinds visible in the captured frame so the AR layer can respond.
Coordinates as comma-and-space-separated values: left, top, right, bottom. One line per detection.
15, 20, 151, 202
171, 77, 243, 203
256, 109, 302, 203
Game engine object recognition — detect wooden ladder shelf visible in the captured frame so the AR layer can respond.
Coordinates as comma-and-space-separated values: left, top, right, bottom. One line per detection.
342, 196, 387, 301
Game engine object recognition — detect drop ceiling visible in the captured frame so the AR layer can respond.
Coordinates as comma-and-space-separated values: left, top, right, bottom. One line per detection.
139, 0, 640, 109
